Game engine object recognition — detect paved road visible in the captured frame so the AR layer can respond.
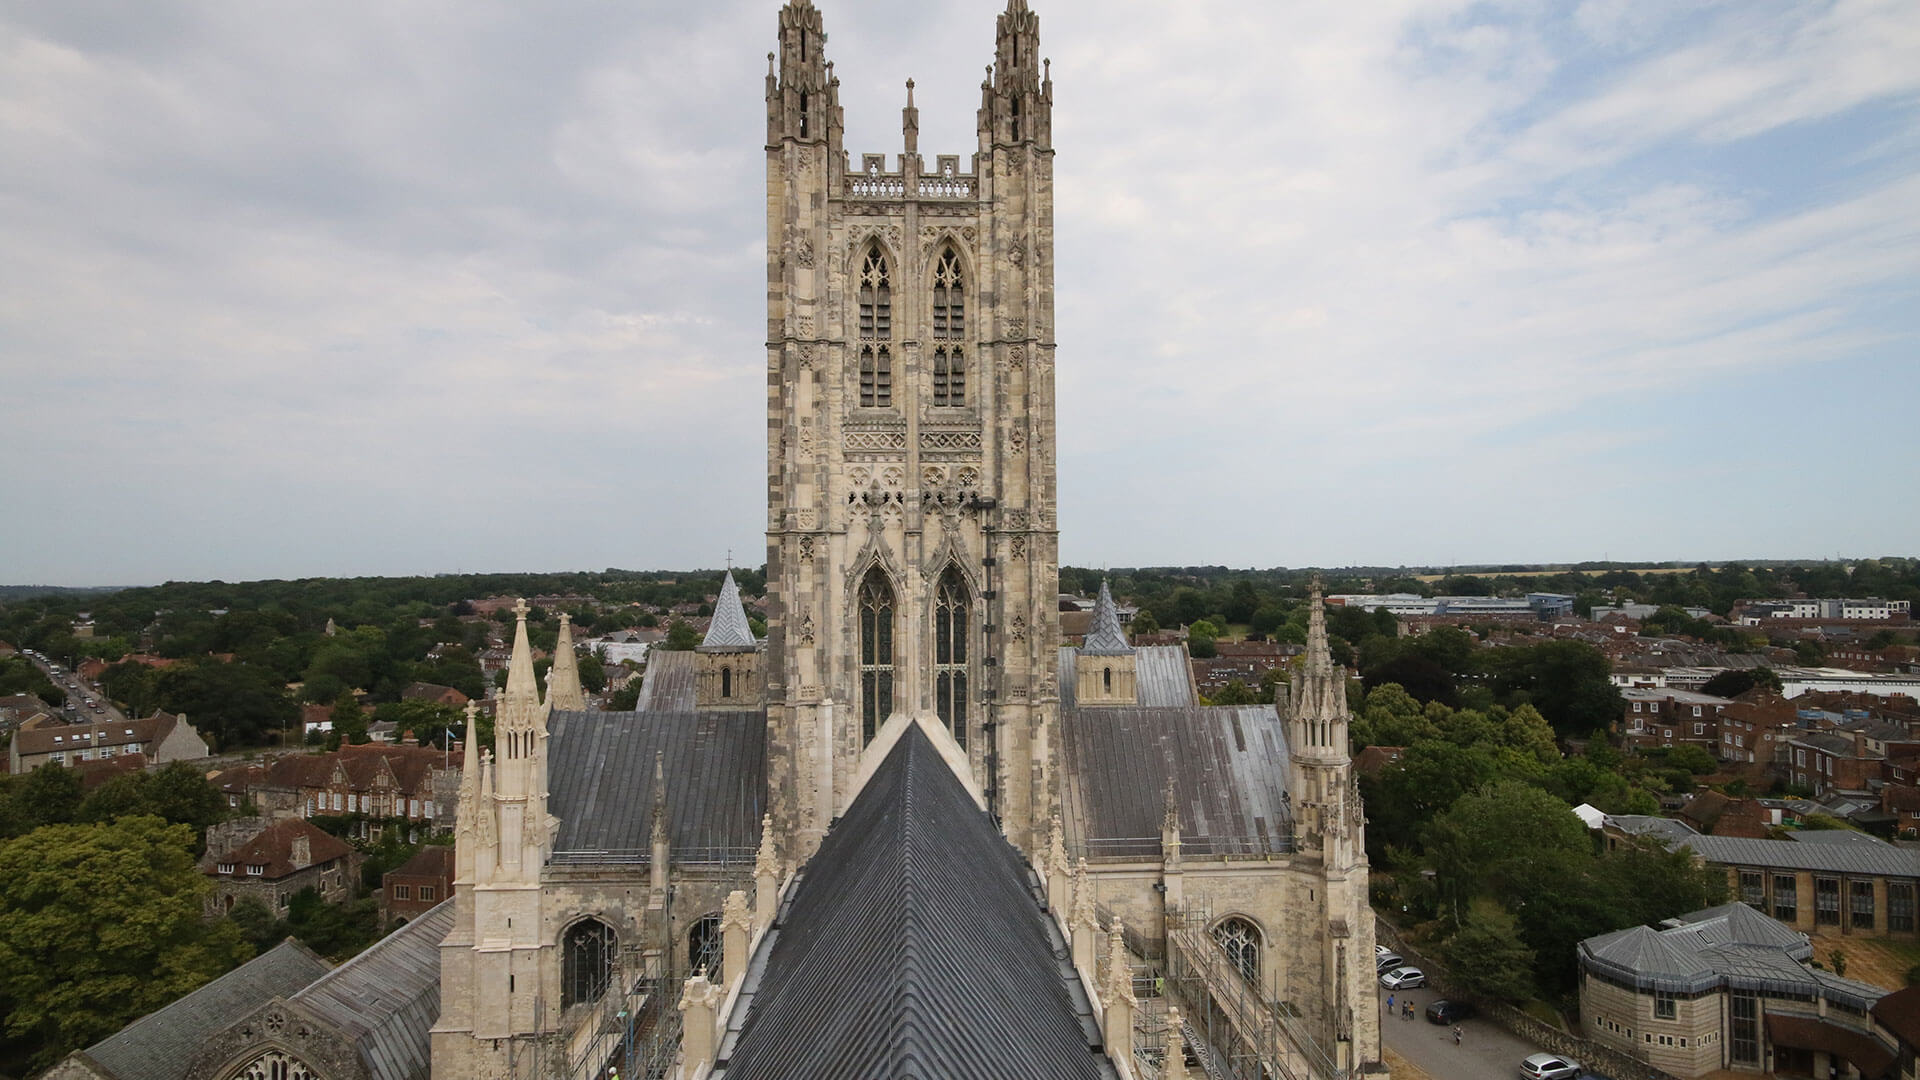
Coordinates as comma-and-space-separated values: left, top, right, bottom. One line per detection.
1378, 984, 1555, 1080
20, 650, 131, 726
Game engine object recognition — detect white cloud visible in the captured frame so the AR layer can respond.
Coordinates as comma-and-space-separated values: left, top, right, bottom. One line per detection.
2, 0, 1917, 583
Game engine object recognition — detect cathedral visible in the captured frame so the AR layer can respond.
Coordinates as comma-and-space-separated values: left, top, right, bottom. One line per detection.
52, 4, 1381, 1079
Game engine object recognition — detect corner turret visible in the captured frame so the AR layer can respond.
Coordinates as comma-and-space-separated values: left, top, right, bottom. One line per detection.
978, 0, 1051, 151
697, 570, 763, 708
545, 612, 586, 711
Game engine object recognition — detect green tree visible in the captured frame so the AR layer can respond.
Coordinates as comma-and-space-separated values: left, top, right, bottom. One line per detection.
0, 816, 252, 1067
1188, 619, 1220, 660
662, 619, 700, 651
1489, 640, 1623, 736
79, 763, 231, 850
331, 692, 370, 746
1129, 608, 1159, 637
1427, 779, 1590, 914
1210, 680, 1259, 706
0, 764, 85, 841
1440, 900, 1537, 1002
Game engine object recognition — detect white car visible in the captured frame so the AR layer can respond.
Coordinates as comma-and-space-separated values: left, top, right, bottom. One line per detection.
1520, 1055, 1582, 1080
1379, 967, 1426, 990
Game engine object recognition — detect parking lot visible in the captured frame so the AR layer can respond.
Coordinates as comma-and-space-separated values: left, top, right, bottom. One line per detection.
1377, 982, 1555, 1080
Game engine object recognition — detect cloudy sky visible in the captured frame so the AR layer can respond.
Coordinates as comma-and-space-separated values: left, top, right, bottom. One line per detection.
3, 0, 1917, 587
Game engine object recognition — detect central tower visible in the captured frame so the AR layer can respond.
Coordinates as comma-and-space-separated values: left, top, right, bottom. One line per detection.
762, 0, 1059, 857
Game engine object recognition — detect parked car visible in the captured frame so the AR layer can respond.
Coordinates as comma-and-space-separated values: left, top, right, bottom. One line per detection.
1375, 952, 1404, 972
1379, 967, 1426, 990
1520, 1054, 1581, 1080
1425, 1000, 1476, 1024
1375, 943, 1391, 958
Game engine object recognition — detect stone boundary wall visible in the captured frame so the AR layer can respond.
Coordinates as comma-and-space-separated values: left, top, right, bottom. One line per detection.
1373, 916, 1681, 1080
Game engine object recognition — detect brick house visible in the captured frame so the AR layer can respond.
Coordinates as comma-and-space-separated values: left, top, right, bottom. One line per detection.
380, 845, 454, 928
6, 711, 208, 774
1786, 732, 1883, 799
1621, 689, 1731, 753
1717, 690, 1801, 766
400, 681, 470, 707
213, 743, 459, 838
201, 818, 357, 916
1679, 792, 1775, 839
1680, 834, 1920, 941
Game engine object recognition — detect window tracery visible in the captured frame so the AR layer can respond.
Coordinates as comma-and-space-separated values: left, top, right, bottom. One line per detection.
931, 247, 965, 407
562, 918, 618, 1008
933, 567, 970, 748
689, 913, 724, 979
859, 569, 895, 743
1212, 917, 1260, 985
858, 246, 893, 407
231, 1050, 316, 1080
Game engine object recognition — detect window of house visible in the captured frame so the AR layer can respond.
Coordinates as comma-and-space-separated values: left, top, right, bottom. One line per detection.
1654, 991, 1676, 1020
1739, 872, 1764, 910
1889, 883, 1914, 933
332, 791, 342, 811
1650, 702, 1660, 713
1850, 880, 1874, 929
1633, 702, 1642, 713
933, 566, 970, 750
419, 886, 435, 901
248, 864, 266, 876
424, 800, 434, 818
1774, 875, 1797, 921
1815, 877, 1841, 925
1692, 705, 1702, 717
562, 919, 618, 1008
1693, 723, 1705, 735
1211, 917, 1260, 986
218, 862, 236, 875
409, 799, 420, 818
857, 246, 892, 407
858, 568, 895, 744
393, 885, 410, 900
1730, 991, 1759, 1065
1796, 749, 1806, 766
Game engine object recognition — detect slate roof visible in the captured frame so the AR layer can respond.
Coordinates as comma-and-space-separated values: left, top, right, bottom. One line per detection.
1679, 835, 1920, 877
1578, 902, 1891, 1009
1062, 702, 1292, 857
1787, 829, 1893, 848
10, 713, 180, 757
1060, 645, 1195, 708
702, 571, 759, 650
78, 940, 333, 1080
291, 900, 456, 1080
719, 725, 1117, 1080
546, 707, 766, 859
635, 649, 698, 710
1603, 814, 1701, 844
1081, 581, 1133, 655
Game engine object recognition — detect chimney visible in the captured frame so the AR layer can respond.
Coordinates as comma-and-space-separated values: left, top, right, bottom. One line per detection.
290, 831, 312, 869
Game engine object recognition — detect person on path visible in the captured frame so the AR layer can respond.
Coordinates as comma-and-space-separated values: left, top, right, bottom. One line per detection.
1403, 1001, 1414, 1021
1387, 994, 1395, 1015
1453, 1026, 1463, 1046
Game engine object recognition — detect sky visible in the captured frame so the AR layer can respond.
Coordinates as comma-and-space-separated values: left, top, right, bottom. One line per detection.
2, 0, 1917, 587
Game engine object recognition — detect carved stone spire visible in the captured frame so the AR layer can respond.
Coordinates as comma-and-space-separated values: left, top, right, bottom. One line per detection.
980, 0, 1051, 149
454, 700, 483, 881
902, 78, 919, 154
544, 612, 586, 711
650, 750, 670, 847
770, 0, 841, 149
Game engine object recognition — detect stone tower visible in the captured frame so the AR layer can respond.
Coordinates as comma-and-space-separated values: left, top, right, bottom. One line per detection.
762, 0, 1060, 858
695, 570, 763, 708
1285, 582, 1379, 1070
1075, 580, 1138, 706
432, 601, 556, 1074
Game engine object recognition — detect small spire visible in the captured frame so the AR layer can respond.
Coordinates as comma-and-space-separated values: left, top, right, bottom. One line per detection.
545, 613, 586, 711
701, 570, 758, 649
460, 701, 481, 780
902, 77, 919, 155
502, 598, 540, 710
755, 813, 780, 879
1304, 576, 1333, 674
1081, 580, 1133, 655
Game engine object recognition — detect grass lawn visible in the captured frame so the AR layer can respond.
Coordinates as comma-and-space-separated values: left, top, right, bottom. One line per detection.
1805, 930, 1920, 990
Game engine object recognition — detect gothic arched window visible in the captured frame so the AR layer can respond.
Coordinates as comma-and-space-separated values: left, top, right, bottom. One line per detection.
1212, 917, 1260, 986
562, 918, 618, 1008
689, 912, 723, 979
230, 1050, 317, 1080
933, 567, 970, 749
932, 248, 965, 407
858, 245, 893, 407
859, 569, 895, 743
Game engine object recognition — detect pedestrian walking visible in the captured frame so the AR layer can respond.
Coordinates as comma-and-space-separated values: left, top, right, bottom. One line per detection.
1387, 994, 1395, 1014
1453, 1026, 1463, 1046
1403, 1001, 1414, 1021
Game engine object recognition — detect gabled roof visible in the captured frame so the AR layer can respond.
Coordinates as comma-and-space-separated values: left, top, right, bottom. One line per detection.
1679, 834, 1920, 877
289, 900, 455, 1080
701, 571, 758, 650
719, 725, 1115, 1080
209, 819, 353, 880
76, 940, 333, 1080
1080, 580, 1133, 656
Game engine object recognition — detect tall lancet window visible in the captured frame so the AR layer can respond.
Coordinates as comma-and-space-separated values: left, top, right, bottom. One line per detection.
857, 245, 892, 407
932, 247, 965, 407
562, 918, 618, 1008
933, 566, 970, 748
858, 569, 895, 743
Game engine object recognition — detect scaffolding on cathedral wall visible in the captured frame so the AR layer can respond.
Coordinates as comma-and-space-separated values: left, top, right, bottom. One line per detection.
1098, 900, 1346, 1080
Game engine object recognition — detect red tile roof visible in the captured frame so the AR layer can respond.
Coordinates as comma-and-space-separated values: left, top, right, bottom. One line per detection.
209, 819, 351, 881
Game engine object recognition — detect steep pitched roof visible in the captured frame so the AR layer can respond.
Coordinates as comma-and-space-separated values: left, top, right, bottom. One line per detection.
719, 725, 1115, 1080
76, 940, 332, 1080
289, 900, 455, 1080
1080, 580, 1133, 656
702, 571, 759, 649
210, 819, 352, 880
